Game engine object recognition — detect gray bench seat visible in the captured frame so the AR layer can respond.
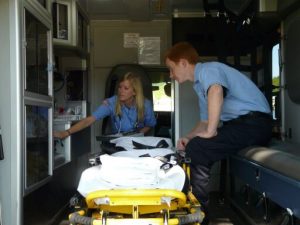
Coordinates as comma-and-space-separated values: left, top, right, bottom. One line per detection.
230, 141, 300, 219
238, 141, 300, 181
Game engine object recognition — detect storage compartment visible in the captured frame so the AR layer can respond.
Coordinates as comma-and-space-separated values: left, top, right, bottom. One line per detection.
230, 174, 294, 225
52, 0, 89, 52
229, 143, 300, 224
53, 121, 71, 168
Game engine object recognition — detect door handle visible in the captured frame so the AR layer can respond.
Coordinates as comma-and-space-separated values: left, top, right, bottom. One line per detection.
0, 128, 4, 160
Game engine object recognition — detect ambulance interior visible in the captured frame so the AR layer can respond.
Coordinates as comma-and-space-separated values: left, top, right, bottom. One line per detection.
1, 0, 300, 225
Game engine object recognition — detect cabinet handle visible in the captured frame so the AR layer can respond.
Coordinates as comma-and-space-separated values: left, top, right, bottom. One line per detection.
255, 169, 260, 181
0, 134, 4, 160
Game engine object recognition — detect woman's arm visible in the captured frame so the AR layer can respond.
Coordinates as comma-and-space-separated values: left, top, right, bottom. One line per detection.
137, 100, 156, 135
139, 126, 152, 134
143, 99, 157, 127
53, 116, 96, 139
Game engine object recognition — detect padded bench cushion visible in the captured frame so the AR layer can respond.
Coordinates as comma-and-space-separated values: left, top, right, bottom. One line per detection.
238, 141, 300, 181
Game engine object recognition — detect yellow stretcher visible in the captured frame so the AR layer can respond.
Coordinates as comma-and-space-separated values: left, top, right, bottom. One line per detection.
68, 152, 205, 225
69, 189, 203, 225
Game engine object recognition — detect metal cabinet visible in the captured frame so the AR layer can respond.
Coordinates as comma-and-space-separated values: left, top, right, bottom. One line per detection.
23, 6, 53, 194
26, 0, 52, 14
53, 0, 89, 52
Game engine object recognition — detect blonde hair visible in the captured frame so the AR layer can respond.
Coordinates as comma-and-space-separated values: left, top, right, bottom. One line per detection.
115, 72, 145, 123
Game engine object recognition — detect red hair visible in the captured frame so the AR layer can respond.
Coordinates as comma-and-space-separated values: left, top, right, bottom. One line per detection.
164, 42, 199, 64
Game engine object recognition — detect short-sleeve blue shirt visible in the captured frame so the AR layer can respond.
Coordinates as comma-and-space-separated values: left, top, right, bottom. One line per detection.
92, 95, 156, 133
193, 62, 271, 121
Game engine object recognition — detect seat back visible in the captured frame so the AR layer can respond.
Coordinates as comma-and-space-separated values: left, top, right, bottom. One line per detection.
102, 64, 153, 135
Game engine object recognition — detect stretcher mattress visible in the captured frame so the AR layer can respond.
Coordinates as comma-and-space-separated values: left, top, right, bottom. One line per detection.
78, 151, 185, 198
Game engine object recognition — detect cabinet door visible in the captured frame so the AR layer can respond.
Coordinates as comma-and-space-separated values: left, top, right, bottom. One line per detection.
76, 4, 89, 52
77, 9, 89, 51
25, 0, 52, 14
25, 105, 50, 188
52, 0, 73, 45
52, 0, 89, 51
25, 11, 50, 95
36, 0, 47, 8
24, 9, 53, 193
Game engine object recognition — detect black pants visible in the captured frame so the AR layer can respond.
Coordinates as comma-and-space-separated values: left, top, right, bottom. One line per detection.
186, 114, 272, 207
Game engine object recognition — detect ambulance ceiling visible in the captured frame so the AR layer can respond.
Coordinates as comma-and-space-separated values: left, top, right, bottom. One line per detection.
84, 0, 299, 21
86, 0, 258, 20
83, 0, 299, 55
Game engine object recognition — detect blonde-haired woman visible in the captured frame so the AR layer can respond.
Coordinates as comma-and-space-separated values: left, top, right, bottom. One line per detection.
54, 72, 156, 139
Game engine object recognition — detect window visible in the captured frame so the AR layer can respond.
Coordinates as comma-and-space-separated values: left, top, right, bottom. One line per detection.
152, 81, 172, 112
272, 44, 280, 120
147, 68, 173, 138
149, 69, 172, 112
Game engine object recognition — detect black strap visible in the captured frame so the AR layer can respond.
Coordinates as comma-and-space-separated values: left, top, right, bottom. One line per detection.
132, 139, 169, 149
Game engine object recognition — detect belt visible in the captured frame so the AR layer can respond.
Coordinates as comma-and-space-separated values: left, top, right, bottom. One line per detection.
223, 111, 271, 125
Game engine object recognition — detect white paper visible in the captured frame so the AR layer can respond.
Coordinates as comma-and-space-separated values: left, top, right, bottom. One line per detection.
138, 37, 161, 65
124, 33, 140, 48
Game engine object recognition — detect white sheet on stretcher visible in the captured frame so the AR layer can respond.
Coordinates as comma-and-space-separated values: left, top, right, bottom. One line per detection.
110, 136, 173, 150
77, 153, 185, 198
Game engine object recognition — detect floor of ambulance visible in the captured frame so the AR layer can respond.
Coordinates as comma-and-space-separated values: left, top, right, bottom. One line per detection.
206, 192, 245, 225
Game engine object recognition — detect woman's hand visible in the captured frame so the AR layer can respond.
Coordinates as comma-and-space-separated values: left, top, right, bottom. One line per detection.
53, 130, 69, 139
176, 137, 190, 151
54, 116, 95, 139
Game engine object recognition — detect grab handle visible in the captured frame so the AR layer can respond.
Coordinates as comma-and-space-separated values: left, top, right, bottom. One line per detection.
0, 128, 4, 160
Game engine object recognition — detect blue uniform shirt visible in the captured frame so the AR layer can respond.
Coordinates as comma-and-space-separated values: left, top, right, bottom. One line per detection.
92, 95, 156, 133
193, 62, 271, 121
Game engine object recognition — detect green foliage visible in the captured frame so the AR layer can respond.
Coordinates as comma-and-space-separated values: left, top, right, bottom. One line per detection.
153, 83, 165, 99
272, 76, 280, 93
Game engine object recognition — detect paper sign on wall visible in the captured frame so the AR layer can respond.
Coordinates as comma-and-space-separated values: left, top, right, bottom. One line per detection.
123, 33, 140, 48
138, 37, 161, 65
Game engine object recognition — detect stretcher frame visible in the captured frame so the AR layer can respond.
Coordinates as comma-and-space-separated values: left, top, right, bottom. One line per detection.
68, 161, 205, 225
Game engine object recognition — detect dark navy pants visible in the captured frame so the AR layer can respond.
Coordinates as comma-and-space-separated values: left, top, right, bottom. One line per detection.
185, 114, 272, 207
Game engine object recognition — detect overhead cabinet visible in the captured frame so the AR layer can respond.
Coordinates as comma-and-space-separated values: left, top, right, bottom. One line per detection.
53, 0, 89, 52
26, 0, 52, 15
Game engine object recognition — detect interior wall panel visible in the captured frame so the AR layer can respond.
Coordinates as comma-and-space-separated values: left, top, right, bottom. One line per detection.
283, 7, 300, 143
89, 20, 171, 153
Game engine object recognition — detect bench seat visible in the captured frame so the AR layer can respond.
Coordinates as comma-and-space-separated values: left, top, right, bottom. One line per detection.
230, 141, 300, 219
